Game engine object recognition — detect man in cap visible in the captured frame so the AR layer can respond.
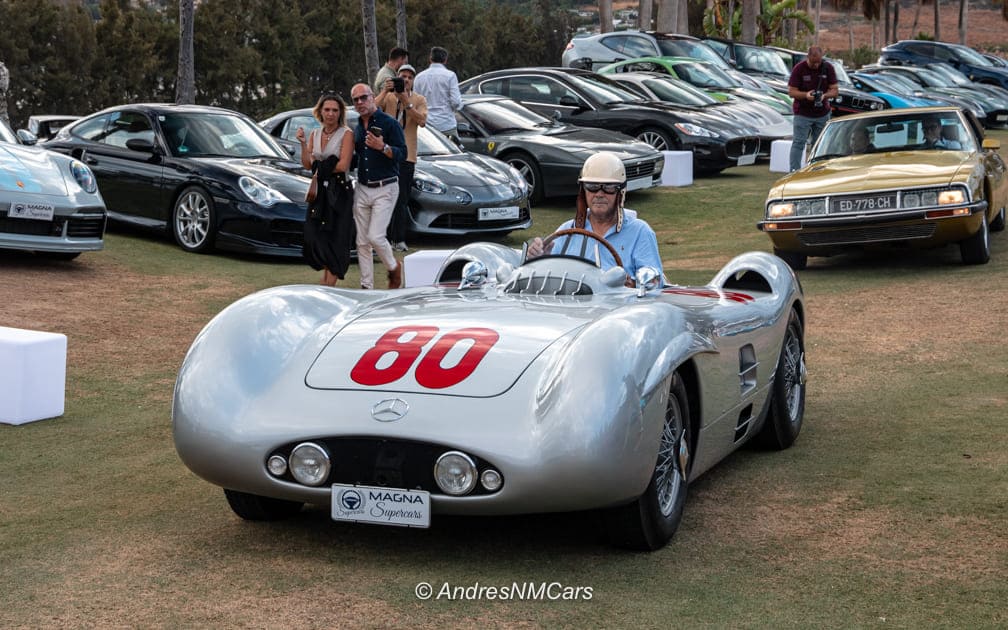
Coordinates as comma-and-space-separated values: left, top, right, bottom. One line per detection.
527, 152, 664, 286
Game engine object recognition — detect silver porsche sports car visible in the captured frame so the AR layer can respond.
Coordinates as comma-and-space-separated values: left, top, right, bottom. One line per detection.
173, 239, 807, 550
1, 119, 105, 259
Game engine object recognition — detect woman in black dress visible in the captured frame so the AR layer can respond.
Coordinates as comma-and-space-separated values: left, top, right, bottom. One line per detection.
296, 93, 354, 286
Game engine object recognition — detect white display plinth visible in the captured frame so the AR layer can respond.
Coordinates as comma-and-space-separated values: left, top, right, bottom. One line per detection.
404, 250, 452, 287
770, 140, 806, 173
0, 326, 67, 425
660, 151, 693, 187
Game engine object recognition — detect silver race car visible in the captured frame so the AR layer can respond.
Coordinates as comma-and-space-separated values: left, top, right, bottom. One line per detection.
173, 239, 807, 550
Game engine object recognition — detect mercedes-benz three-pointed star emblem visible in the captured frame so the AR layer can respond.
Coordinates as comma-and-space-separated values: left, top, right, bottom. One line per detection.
371, 398, 409, 422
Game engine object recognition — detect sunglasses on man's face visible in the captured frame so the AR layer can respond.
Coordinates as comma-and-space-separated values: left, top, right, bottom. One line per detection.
582, 182, 622, 194
351, 94, 371, 103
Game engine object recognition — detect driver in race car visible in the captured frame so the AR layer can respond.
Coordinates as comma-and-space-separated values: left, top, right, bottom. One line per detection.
527, 151, 665, 286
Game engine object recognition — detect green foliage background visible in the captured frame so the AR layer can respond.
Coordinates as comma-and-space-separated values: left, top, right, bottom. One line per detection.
0, 0, 578, 128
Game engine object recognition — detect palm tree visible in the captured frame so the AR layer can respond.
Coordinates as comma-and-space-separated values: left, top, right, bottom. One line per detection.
175, 0, 195, 104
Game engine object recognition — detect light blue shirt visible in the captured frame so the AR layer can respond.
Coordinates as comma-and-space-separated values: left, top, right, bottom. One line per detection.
553, 209, 665, 282
412, 63, 462, 133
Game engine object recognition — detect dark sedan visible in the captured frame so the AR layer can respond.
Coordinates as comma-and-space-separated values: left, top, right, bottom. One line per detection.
45, 103, 310, 256
879, 40, 1008, 90
453, 95, 664, 202
260, 108, 532, 236
459, 67, 759, 174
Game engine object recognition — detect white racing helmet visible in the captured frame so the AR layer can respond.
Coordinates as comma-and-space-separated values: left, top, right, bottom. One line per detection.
575, 151, 627, 230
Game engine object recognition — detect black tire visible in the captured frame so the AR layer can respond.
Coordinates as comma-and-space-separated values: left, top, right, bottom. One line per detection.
605, 372, 691, 551
224, 489, 303, 521
774, 248, 807, 271
757, 309, 807, 450
172, 186, 217, 253
503, 153, 543, 204
635, 127, 674, 152
959, 215, 990, 265
991, 206, 1005, 232
35, 251, 81, 261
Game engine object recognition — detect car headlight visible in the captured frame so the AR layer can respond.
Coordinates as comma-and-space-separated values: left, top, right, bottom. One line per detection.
434, 451, 478, 496
653, 156, 664, 176
507, 165, 529, 195
289, 442, 331, 486
938, 189, 966, 205
239, 176, 290, 207
673, 122, 717, 138
768, 202, 795, 218
413, 175, 447, 194
70, 160, 97, 194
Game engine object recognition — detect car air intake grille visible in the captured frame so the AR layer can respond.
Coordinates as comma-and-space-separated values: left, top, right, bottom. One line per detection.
271, 219, 304, 248
427, 206, 531, 230
625, 161, 655, 179
798, 223, 936, 246
0, 216, 53, 236
67, 216, 106, 238
725, 137, 761, 159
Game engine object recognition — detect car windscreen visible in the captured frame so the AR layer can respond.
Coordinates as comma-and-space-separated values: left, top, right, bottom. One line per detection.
158, 112, 287, 159
462, 99, 553, 133
811, 114, 975, 159
673, 61, 740, 89
564, 73, 643, 104
656, 39, 730, 70
952, 44, 993, 67
926, 63, 974, 86
642, 77, 718, 106
735, 45, 790, 77
0, 119, 16, 144
416, 126, 461, 157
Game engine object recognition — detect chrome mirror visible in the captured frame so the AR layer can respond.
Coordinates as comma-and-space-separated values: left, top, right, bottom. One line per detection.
635, 266, 661, 297
458, 260, 488, 290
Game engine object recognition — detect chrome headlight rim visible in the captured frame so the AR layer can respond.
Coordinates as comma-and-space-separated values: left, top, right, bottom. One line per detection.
289, 442, 331, 487
433, 450, 478, 496
238, 175, 290, 207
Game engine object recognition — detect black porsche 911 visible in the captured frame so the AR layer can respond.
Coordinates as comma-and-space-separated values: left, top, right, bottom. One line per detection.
45, 103, 310, 256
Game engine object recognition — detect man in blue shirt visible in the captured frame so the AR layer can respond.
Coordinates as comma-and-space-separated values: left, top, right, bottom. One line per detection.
350, 83, 407, 289
527, 152, 665, 287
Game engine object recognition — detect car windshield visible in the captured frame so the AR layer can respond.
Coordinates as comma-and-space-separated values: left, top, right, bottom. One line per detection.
159, 112, 286, 159
416, 125, 462, 156
462, 99, 553, 133
829, 60, 851, 84
952, 44, 993, 66
565, 73, 643, 104
642, 77, 718, 105
734, 45, 790, 76
874, 72, 922, 92
811, 113, 975, 159
656, 39, 731, 70
672, 61, 741, 89
913, 67, 955, 87
925, 63, 973, 86
0, 119, 16, 144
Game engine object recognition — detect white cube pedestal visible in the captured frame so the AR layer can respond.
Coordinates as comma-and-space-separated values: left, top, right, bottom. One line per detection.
404, 250, 452, 288
0, 326, 67, 425
770, 140, 806, 173
660, 151, 693, 187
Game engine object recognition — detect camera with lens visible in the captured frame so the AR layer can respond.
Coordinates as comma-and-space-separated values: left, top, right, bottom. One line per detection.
392, 77, 405, 93
812, 89, 824, 108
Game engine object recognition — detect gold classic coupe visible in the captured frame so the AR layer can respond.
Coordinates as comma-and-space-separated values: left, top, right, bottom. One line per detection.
760, 107, 1008, 269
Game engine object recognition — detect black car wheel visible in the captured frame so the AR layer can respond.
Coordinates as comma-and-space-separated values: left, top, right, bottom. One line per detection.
635, 127, 673, 152
503, 152, 543, 204
757, 309, 807, 450
605, 371, 691, 551
959, 214, 990, 265
172, 186, 217, 253
224, 489, 303, 520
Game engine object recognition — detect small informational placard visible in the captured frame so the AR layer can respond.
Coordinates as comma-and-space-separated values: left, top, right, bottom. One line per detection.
9, 203, 55, 221
478, 206, 520, 221
331, 483, 431, 528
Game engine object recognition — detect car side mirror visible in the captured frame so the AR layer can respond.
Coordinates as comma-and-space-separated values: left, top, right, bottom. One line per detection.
15, 129, 38, 146
125, 138, 156, 153
558, 95, 581, 108
456, 121, 473, 137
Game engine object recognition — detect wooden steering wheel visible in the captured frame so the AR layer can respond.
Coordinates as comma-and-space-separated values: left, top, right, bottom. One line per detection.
540, 227, 623, 269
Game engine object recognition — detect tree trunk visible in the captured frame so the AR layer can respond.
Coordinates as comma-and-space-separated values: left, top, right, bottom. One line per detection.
891, 0, 899, 43
727, 0, 735, 38
882, 0, 889, 46
934, 0, 941, 40
0, 62, 9, 125
639, 0, 653, 31
910, 0, 921, 38
175, 0, 195, 105
958, 0, 967, 44
599, 0, 613, 33
656, 0, 675, 31
677, 0, 689, 33
847, 7, 853, 51
742, 0, 758, 43
814, 0, 821, 45
360, 0, 380, 86
396, 0, 408, 50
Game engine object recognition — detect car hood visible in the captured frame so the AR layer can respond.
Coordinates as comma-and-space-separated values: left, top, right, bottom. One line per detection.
418, 152, 514, 188
208, 156, 310, 199
774, 152, 970, 197
503, 127, 657, 158
305, 293, 604, 397
614, 101, 748, 136
0, 143, 68, 195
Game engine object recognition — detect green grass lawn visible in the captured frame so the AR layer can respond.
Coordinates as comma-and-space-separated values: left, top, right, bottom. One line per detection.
1, 132, 1007, 627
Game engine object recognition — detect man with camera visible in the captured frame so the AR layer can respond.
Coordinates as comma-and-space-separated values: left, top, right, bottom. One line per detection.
377, 64, 428, 253
787, 46, 838, 172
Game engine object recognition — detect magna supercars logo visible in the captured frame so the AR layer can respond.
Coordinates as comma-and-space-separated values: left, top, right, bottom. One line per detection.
371, 398, 409, 422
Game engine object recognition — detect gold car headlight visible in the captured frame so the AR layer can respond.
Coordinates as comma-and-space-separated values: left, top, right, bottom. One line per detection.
768, 202, 795, 218
938, 189, 966, 205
